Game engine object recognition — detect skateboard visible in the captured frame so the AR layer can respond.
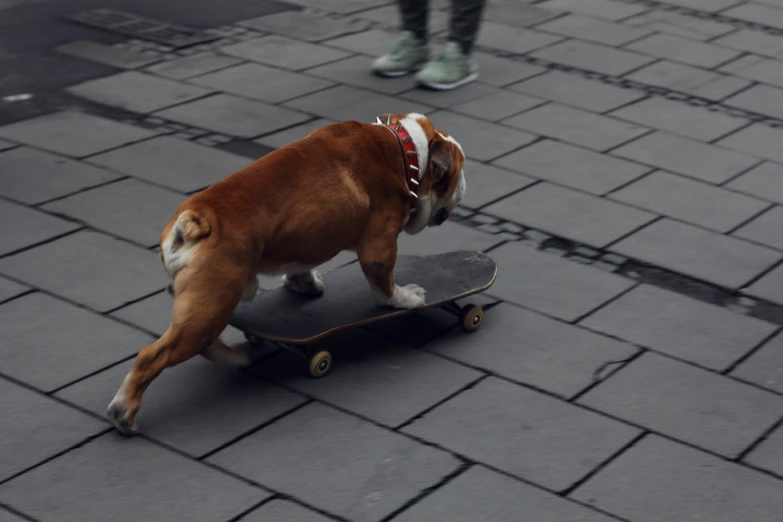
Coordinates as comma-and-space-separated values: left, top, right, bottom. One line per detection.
229, 249, 497, 378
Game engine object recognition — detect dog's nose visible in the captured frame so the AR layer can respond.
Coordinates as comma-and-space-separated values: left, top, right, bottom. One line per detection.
436, 208, 449, 225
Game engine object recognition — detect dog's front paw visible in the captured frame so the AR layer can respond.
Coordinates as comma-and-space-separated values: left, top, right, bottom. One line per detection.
387, 283, 427, 309
283, 270, 324, 297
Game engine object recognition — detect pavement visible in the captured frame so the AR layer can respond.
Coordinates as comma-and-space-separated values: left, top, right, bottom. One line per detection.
2, 0, 783, 520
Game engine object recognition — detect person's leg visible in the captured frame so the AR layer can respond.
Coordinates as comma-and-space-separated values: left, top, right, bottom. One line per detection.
415, 0, 488, 90
448, 0, 487, 55
371, 0, 431, 77
399, 0, 429, 44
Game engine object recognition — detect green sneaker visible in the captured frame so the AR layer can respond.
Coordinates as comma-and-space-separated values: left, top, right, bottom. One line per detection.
415, 41, 479, 90
371, 31, 429, 77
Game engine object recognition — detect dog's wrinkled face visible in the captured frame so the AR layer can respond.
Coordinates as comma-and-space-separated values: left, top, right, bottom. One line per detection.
425, 130, 466, 228
379, 113, 466, 235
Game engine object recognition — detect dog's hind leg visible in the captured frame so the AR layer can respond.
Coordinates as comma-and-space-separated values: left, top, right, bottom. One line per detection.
106, 269, 247, 436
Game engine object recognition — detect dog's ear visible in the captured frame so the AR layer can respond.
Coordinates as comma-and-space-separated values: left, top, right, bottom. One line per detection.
428, 136, 452, 184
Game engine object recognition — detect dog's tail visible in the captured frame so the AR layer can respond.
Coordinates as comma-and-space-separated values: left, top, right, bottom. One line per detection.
175, 209, 211, 243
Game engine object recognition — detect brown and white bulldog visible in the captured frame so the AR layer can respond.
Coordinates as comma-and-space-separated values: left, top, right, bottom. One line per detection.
106, 112, 467, 435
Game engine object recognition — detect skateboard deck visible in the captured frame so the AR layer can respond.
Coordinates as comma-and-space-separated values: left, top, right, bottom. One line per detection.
230, 249, 497, 346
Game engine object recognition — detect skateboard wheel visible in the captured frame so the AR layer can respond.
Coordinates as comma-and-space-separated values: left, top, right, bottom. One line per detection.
308, 350, 332, 378
244, 332, 263, 345
459, 304, 483, 332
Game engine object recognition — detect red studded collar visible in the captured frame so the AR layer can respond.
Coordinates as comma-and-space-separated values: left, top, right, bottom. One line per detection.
377, 116, 421, 200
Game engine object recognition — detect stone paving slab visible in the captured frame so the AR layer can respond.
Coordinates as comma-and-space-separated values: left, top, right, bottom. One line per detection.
745, 262, 783, 305
486, 241, 635, 321
625, 32, 740, 69
221, 34, 351, 71
87, 135, 252, 193
253, 117, 339, 149
713, 29, 783, 60
578, 351, 783, 457
398, 83, 501, 110
240, 500, 333, 522
403, 376, 641, 492
393, 465, 617, 522
609, 170, 769, 233
535, 14, 653, 47
719, 54, 783, 90
424, 302, 637, 399
451, 90, 544, 122
0, 377, 107, 482
475, 22, 563, 55
582, 284, 777, 371
719, 123, 783, 164
612, 218, 782, 289
501, 102, 650, 152
733, 205, 783, 251
55, 40, 161, 70
304, 55, 418, 95
486, 182, 657, 248
537, 0, 648, 20
283, 85, 434, 124
43, 178, 186, 247
613, 131, 760, 185
0, 292, 152, 392
324, 28, 410, 58
0, 198, 80, 256
190, 63, 335, 104
726, 84, 783, 121
727, 162, 783, 205
624, 9, 735, 40
57, 357, 307, 458
531, 39, 656, 76
509, 70, 645, 113
744, 423, 783, 477
0, 434, 269, 522
0, 110, 156, 159
144, 52, 243, 80
627, 61, 751, 101
0, 508, 25, 522
457, 160, 536, 209
208, 402, 461, 521
493, 139, 651, 195
731, 330, 783, 394
724, 2, 783, 30
482, 1, 561, 28
571, 434, 783, 522
472, 52, 548, 87
156, 93, 311, 138
0, 277, 27, 303
0, 146, 121, 205
67, 71, 215, 114
253, 329, 482, 427
0, 230, 166, 313
238, 10, 370, 41
608, 97, 748, 142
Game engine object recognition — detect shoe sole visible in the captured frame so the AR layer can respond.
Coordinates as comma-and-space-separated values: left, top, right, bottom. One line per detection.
372, 69, 413, 78
417, 72, 479, 91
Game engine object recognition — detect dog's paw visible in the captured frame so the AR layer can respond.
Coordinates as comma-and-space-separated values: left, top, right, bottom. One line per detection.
283, 270, 324, 297
387, 283, 427, 309
106, 398, 139, 437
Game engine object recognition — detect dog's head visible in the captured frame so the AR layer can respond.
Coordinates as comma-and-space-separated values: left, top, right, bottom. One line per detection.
377, 113, 467, 235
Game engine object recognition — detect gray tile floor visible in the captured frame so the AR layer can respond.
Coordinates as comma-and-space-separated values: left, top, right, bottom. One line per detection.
2, 0, 783, 520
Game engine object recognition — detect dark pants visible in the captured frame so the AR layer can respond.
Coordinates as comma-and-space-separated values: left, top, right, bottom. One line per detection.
398, 0, 487, 54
